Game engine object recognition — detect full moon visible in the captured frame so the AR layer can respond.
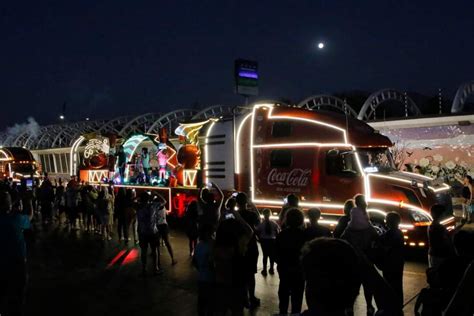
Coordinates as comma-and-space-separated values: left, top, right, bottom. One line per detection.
318, 42, 325, 49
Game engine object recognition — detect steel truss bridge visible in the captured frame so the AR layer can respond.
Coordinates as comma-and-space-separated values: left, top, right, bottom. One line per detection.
1, 81, 473, 150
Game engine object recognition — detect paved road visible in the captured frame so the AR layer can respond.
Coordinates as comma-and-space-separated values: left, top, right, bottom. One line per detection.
22, 219, 433, 316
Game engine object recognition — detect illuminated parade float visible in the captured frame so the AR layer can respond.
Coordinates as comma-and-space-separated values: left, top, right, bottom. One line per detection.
2, 96, 468, 246
0, 146, 38, 181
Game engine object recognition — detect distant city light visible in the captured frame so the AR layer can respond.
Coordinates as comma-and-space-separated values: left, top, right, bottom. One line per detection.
318, 42, 325, 49
59, 115, 65, 120
86, 117, 90, 121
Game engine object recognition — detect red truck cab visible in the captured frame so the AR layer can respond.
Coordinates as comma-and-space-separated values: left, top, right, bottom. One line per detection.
231, 103, 453, 246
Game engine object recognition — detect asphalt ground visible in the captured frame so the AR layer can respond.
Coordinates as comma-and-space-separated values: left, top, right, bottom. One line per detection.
19, 215, 441, 316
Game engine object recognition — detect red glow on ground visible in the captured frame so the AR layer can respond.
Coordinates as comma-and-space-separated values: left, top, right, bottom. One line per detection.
122, 248, 139, 265
107, 250, 127, 269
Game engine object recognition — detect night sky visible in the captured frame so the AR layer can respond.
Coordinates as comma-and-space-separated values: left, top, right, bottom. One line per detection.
1, 0, 474, 129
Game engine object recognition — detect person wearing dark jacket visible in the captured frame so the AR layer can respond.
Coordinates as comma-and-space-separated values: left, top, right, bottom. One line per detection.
427, 204, 454, 269
377, 212, 405, 309
236, 192, 261, 309
341, 194, 379, 316
275, 208, 306, 315
333, 199, 354, 238
304, 208, 331, 241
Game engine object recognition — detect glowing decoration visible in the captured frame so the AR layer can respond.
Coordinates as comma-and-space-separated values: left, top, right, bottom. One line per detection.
183, 169, 198, 187
0, 149, 11, 161
203, 121, 217, 184
235, 113, 252, 174
83, 137, 110, 159
87, 170, 109, 183
70, 136, 85, 176
175, 119, 215, 145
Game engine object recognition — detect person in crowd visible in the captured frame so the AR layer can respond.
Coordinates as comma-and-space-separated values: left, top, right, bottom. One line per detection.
198, 182, 224, 232
461, 175, 473, 223
275, 208, 306, 315
19, 181, 34, 219
377, 212, 405, 309
221, 196, 237, 220
333, 199, 355, 238
279, 193, 299, 227
39, 175, 55, 225
341, 194, 379, 316
140, 147, 151, 184
125, 189, 138, 244
97, 189, 111, 240
236, 192, 261, 309
415, 230, 474, 315
83, 185, 98, 233
184, 200, 199, 256
300, 238, 361, 316
106, 186, 115, 239
155, 193, 177, 265
428, 204, 454, 269
136, 192, 162, 276
443, 261, 474, 316
65, 179, 80, 230
193, 223, 215, 316
115, 188, 128, 241
304, 207, 332, 241
304, 237, 402, 316
256, 208, 279, 276
54, 180, 65, 223
115, 146, 127, 182
0, 190, 32, 316
213, 214, 253, 316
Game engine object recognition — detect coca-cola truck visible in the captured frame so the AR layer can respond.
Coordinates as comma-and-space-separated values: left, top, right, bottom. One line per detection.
203, 102, 454, 247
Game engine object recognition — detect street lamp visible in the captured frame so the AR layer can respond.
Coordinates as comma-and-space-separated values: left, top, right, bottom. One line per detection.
317, 42, 325, 49
59, 115, 65, 120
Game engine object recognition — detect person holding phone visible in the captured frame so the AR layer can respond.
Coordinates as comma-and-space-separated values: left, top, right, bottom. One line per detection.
198, 182, 223, 233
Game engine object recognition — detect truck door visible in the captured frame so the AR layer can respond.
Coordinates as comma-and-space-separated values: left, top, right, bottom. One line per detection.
320, 148, 364, 205
254, 147, 317, 204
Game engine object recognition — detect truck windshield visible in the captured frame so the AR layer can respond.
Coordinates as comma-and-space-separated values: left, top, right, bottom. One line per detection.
357, 148, 396, 173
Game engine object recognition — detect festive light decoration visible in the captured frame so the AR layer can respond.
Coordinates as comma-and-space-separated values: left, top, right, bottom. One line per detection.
203, 121, 216, 184
183, 169, 198, 187
0, 149, 11, 161
70, 136, 85, 176
87, 170, 109, 183
235, 113, 252, 174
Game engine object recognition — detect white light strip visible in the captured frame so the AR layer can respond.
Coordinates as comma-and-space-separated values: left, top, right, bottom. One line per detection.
368, 173, 450, 193
367, 198, 433, 220
204, 121, 216, 184
399, 223, 415, 229
249, 105, 258, 201
70, 136, 85, 176
267, 106, 348, 144
235, 113, 252, 174
253, 198, 343, 209
440, 216, 455, 225
253, 143, 351, 149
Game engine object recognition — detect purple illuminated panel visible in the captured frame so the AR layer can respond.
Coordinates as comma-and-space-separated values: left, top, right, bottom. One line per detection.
238, 71, 258, 79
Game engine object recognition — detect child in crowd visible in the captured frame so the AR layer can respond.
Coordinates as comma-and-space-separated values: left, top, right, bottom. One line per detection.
193, 224, 215, 316
256, 208, 280, 276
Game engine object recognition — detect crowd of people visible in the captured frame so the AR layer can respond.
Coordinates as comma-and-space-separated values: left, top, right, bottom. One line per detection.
186, 188, 474, 316
1, 175, 474, 316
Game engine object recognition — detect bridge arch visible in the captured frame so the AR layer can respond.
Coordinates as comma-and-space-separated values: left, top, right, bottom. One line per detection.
297, 95, 358, 117
358, 89, 421, 120
452, 81, 474, 113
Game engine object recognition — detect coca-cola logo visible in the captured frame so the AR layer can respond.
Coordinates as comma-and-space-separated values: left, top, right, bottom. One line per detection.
267, 168, 311, 187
